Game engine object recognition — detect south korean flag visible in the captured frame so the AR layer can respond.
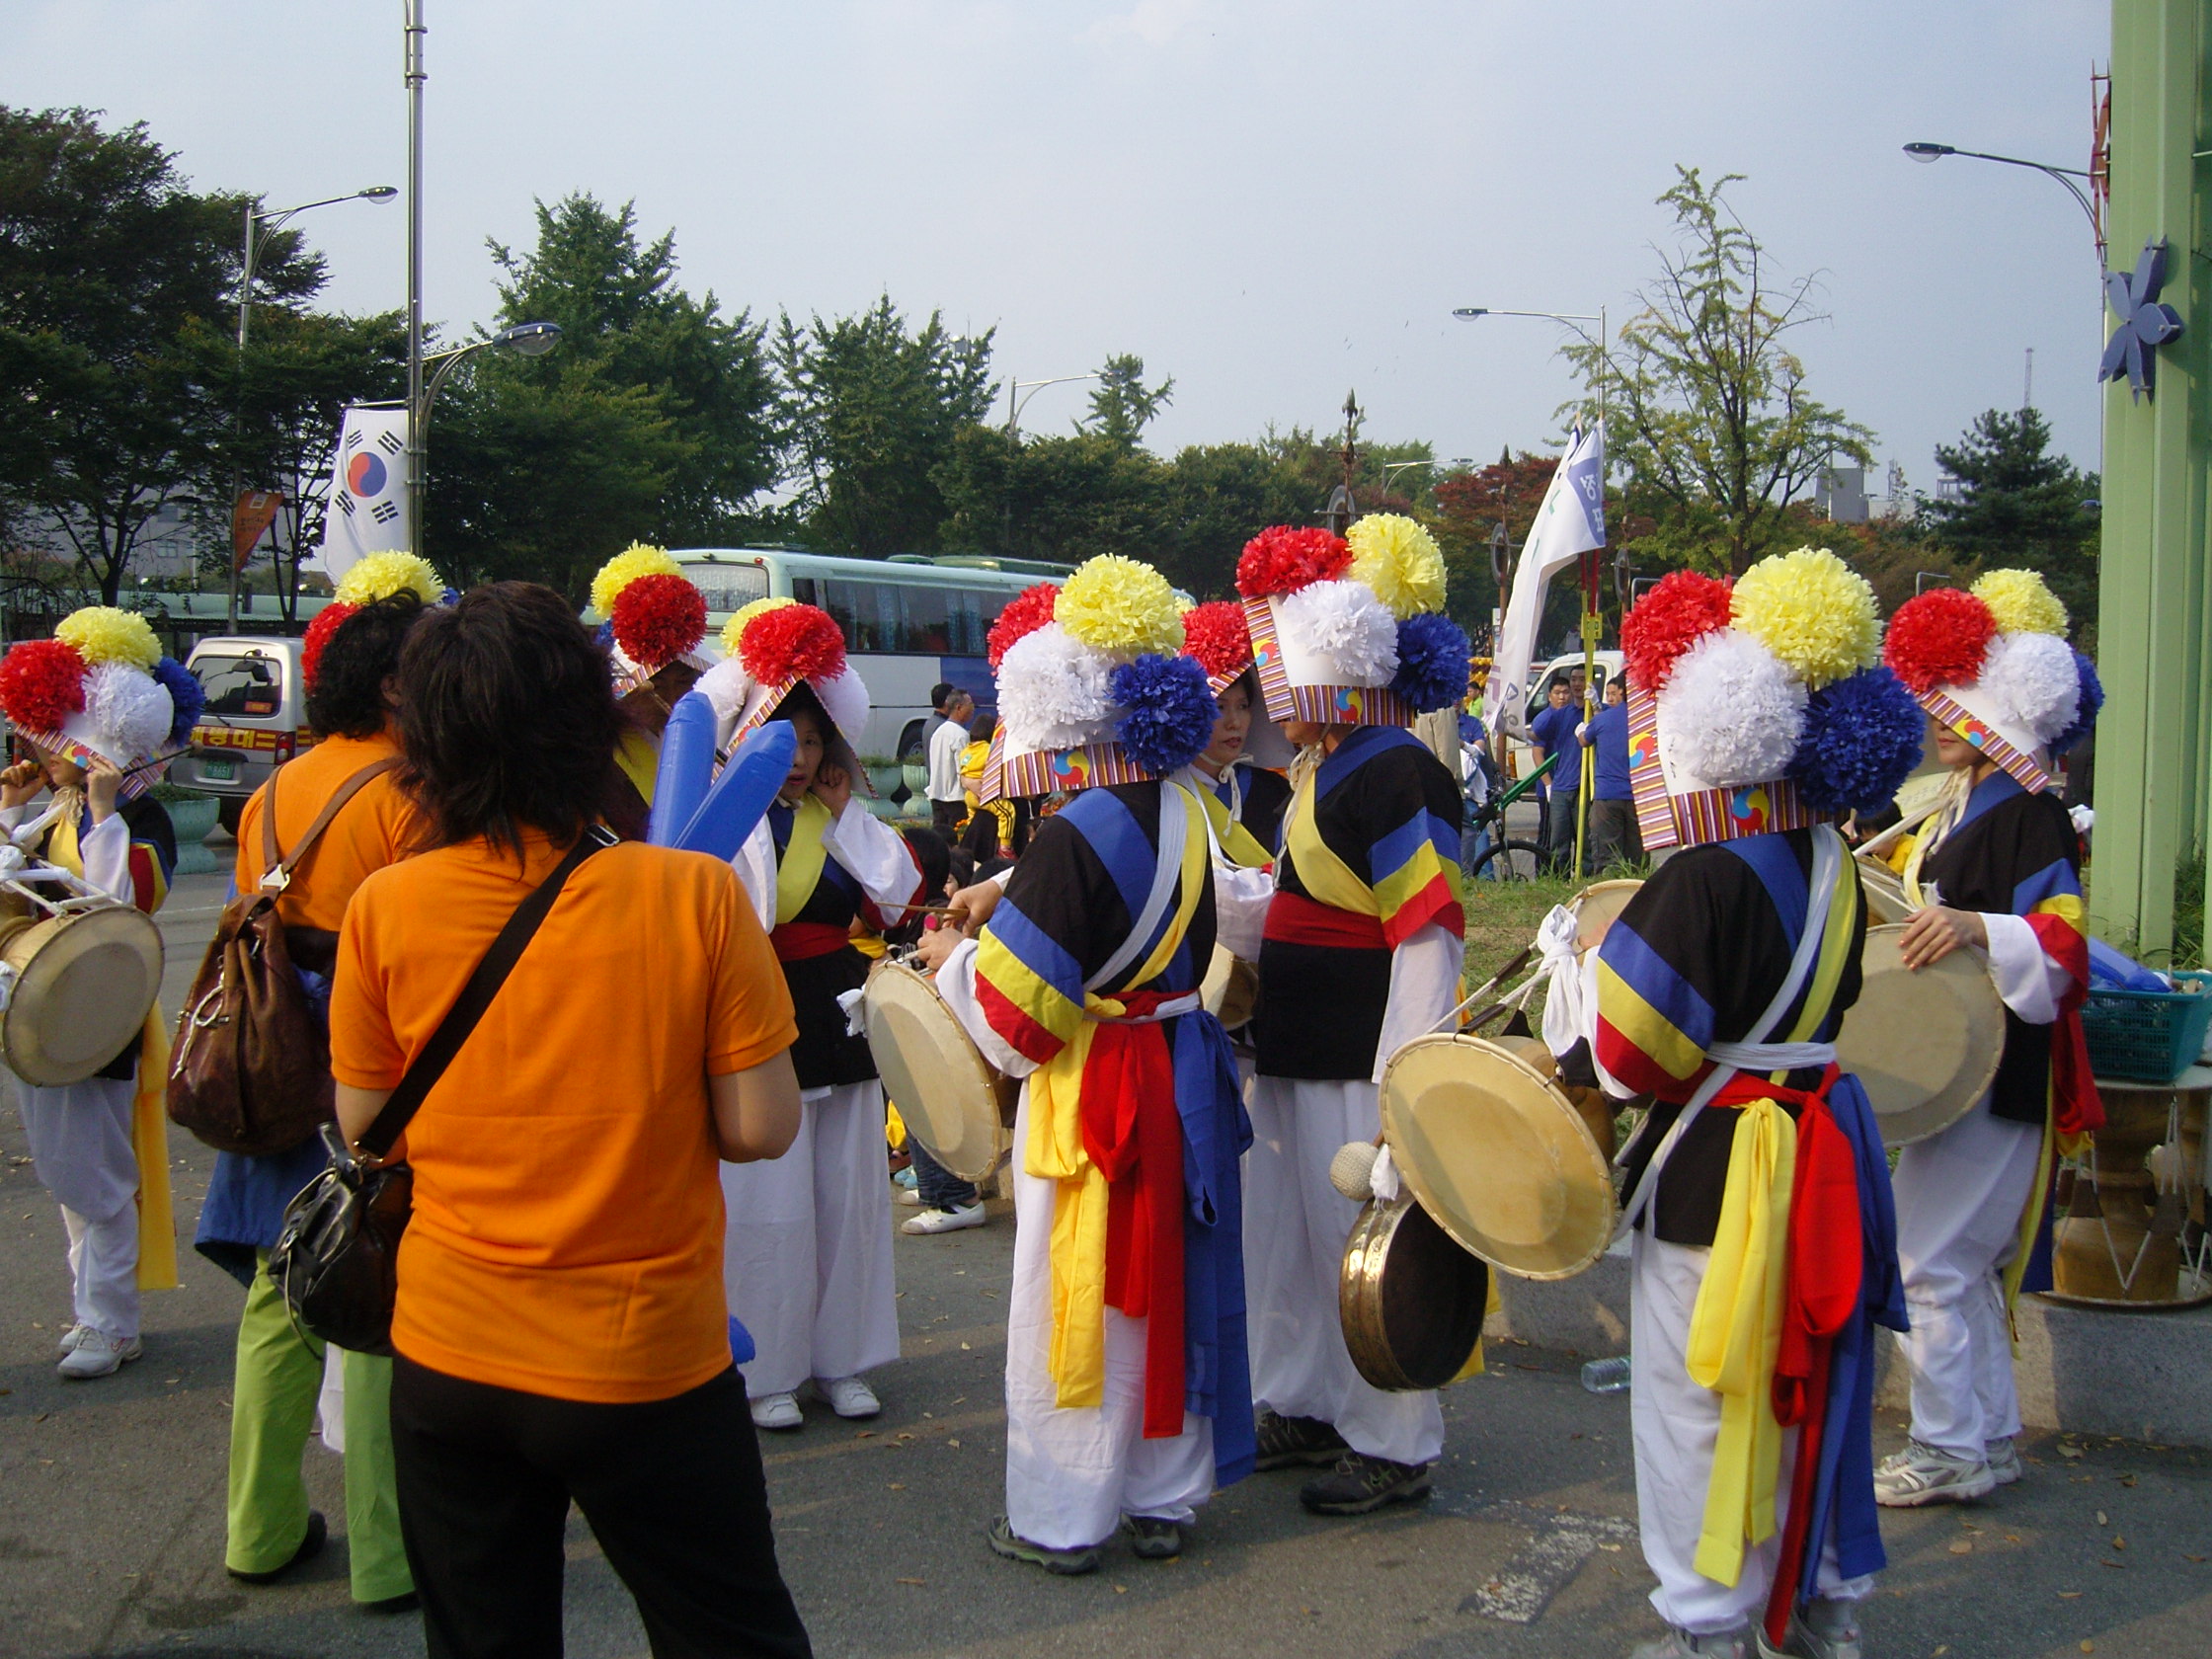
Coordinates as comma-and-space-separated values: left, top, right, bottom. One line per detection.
314, 402, 412, 582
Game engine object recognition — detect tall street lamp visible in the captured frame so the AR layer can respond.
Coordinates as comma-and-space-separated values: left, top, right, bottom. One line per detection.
230, 185, 397, 626
1902, 142, 2101, 257
1006, 373, 1100, 437
407, 322, 564, 559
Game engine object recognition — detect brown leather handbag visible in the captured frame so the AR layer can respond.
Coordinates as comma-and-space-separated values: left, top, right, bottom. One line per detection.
166, 757, 398, 1155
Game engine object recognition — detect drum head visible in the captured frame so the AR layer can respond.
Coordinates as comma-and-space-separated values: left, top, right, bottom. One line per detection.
1381, 1033, 1616, 1280
3, 905, 163, 1086
1339, 1195, 1490, 1391
1200, 944, 1259, 1030
1573, 878, 1643, 953
863, 960, 1004, 1184
1856, 860, 1913, 925
1834, 923, 2005, 1148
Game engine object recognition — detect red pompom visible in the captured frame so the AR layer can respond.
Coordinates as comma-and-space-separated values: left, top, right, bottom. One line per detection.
1181, 601, 1251, 681
610, 572, 707, 672
987, 584, 1060, 670
741, 602, 846, 685
0, 638, 87, 733
1235, 525, 1351, 598
300, 602, 356, 693
1620, 571, 1734, 692
1883, 587, 1995, 695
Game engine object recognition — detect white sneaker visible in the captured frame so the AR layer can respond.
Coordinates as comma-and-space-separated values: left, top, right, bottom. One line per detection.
1985, 1436, 2022, 1486
1631, 1624, 1749, 1659
895, 1186, 925, 1206
902, 1202, 987, 1235
750, 1390, 803, 1432
56, 1322, 89, 1356
1756, 1598, 1863, 1659
58, 1329, 141, 1381
819, 1375, 880, 1419
1874, 1440, 1996, 1507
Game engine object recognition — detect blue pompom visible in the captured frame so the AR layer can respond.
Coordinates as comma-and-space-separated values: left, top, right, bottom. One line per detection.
594, 620, 615, 648
1390, 612, 1472, 714
152, 655, 204, 749
2048, 651, 2102, 755
1786, 667, 1924, 812
1110, 653, 1219, 776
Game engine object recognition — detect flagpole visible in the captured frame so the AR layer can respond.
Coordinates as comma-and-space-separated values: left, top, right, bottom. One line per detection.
404, 0, 427, 560
1574, 304, 1608, 881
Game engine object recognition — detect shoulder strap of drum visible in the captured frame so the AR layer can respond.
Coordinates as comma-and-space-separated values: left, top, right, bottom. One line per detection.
260, 758, 402, 892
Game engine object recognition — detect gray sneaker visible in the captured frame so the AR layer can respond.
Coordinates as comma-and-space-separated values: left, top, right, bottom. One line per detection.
1874, 1439, 1996, 1507
1630, 1624, 1750, 1659
1757, 1598, 1863, 1659
988, 1515, 1101, 1575
56, 1329, 141, 1381
1985, 1436, 2022, 1486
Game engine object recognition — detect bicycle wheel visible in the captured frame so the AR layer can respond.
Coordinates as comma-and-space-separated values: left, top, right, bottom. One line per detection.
1469, 838, 1545, 882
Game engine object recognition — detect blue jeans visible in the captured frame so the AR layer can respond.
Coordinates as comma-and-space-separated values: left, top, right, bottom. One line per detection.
1461, 823, 1493, 879
909, 1141, 977, 1211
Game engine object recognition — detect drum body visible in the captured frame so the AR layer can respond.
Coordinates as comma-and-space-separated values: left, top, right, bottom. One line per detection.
1, 897, 163, 1086
1199, 943, 1259, 1031
1833, 923, 2005, 1147
861, 959, 1013, 1184
1572, 878, 1643, 954
1856, 859, 1913, 925
2048, 1076, 2212, 1308
1339, 1194, 1490, 1390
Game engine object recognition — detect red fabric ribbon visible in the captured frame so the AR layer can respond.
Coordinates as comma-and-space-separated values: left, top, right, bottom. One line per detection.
1262, 889, 1387, 950
1078, 989, 1188, 1440
769, 920, 852, 962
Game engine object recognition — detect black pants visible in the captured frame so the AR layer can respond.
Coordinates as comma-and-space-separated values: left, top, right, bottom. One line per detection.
930, 797, 963, 838
389, 1357, 812, 1659
1584, 796, 1643, 874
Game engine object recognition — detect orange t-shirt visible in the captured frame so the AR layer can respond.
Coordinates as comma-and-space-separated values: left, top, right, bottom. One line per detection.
330, 834, 798, 1403
234, 732, 420, 932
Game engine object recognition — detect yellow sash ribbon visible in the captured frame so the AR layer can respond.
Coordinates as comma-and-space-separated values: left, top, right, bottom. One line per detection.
613, 729, 659, 808
773, 794, 832, 925
1281, 766, 1377, 916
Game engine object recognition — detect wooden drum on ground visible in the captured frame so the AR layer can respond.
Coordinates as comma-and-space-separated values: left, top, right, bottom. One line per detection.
860, 959, 1014, 1185
2047, 1070, 2212, 1309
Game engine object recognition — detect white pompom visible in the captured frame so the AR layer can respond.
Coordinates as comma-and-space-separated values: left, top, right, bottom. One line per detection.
77, 661, 173, 763
1275, 579, 1399, 687
997, 623, 1120, 752
1978, 630, 2080, 746
1655, 630, 1806, 790
1328, 1140, 1380, 1201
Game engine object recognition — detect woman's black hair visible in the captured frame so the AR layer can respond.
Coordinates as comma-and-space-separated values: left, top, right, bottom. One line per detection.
767, 679, 859, 788
306, 592, 425, 739
395, 581, 627, 856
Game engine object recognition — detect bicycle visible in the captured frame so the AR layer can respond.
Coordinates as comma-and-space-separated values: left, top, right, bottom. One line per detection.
1463, 751, 1553, 883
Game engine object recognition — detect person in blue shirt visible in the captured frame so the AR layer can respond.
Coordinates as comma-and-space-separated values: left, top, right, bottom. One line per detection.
1527, 672, 1585, 873
1578, 673, 1641, 874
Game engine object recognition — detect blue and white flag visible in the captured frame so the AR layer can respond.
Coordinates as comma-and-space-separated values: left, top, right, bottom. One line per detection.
1484, 422, 1605, 738
314, 403, 411, 582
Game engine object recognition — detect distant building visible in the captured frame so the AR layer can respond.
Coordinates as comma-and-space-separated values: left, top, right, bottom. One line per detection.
1814, 464, 1870, 524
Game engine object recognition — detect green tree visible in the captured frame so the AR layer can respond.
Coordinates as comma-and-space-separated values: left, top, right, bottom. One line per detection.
0, 106, 319, 601
776, 296, 995, 558
936, 427, 1167, 567
1565, 167, 1874, 577
1083, 353, 1173, 447
1155, 441, 1316, 596
1923, 406, 2099, 632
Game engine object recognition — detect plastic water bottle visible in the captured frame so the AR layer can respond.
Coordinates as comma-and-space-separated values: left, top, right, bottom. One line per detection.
1580, 1355, 1631, 1395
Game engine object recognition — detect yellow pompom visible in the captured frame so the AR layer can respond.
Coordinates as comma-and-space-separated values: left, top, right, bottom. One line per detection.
334, 551, 444, 609
1345, 514, 1447, 618
1972, 568, 2069, 638
721, 594, 794, 657
590, 542, 681, 618
54, 606, 160, 672
1054, 555, 1184, 657
1730, 546, 1879, 690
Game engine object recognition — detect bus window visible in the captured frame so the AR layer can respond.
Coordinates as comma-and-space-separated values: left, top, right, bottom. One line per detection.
902, 586, 951, 654
683, 565, 768, 614
789, 577, 817, 606
949, 590, 991, 656
824, 580, 902, 652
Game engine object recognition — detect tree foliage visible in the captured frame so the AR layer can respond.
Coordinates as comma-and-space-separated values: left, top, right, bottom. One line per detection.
1083, 353, 1173, 447
1923, 406, 2099, 632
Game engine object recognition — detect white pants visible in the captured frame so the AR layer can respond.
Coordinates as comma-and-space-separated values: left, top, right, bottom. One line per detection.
1889, 1096, 2041, 1459
722, 1079, 901, 1397
18, 1073, 141, 1340
62, 1203, 140, 1340
1244, 1076, 1444, 1465
1631, 1231, 1871, 1634
1004, 1090, 1214, 1550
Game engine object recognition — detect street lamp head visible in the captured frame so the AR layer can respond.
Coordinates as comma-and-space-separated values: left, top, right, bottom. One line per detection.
495, 321, 562, 358
1452, 307, 1488, 319
1902, 142, 1954, 163
359, 186, 400, 202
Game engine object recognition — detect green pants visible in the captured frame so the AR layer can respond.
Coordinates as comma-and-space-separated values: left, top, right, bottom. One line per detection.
226, 1257, 412, 1602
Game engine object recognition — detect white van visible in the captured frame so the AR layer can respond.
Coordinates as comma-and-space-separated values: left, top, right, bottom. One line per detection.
1497, 649, 1624, 781
167, 637, 312, 833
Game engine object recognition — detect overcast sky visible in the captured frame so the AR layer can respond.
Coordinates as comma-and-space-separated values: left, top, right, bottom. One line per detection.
11, 1, 2109, 498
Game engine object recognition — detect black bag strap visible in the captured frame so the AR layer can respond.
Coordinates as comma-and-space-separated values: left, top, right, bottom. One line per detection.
356, 828, 614, 1159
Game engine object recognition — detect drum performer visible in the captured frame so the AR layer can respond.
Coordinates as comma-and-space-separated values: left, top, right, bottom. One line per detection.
589, 543, 713, 837
1871, 572, 2103, 1509
0, 607, 191, 1380
1564, 554, 1924, 1659
913, 556, 1252, 1573
1235, 517, 1473, 1516
693, 598, 927, 1431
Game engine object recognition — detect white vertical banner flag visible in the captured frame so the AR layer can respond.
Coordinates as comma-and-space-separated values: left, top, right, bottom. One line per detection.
1483, 422, 1605, 738
314, 403, 411, 583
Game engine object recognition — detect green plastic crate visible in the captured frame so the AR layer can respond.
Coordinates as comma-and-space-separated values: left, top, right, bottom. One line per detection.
2081, 970, 2212, 1084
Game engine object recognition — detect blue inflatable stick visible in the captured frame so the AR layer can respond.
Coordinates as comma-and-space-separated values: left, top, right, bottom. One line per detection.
675, 720, 798, 862
645, 691, 719, 847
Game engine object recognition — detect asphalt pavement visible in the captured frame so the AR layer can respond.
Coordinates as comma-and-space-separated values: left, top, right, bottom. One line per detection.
2, 857, 2209, 1659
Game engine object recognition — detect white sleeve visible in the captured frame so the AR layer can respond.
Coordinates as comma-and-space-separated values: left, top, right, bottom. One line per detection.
1981, 911, 2072, 1026
76, 813, 137, 904
1372, 921, 1463, 1083
729, 818, 776, 933
991, 864, 1015, 892
821, 799, 923, 913
0, 804, 27, 834
1210, 858, 1275, 961
927, 935, 1040, 1078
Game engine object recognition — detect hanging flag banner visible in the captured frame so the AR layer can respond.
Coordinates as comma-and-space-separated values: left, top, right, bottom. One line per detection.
1482, 422, 1605, 739
314, 403, 411, 583
230, 489, 284, 573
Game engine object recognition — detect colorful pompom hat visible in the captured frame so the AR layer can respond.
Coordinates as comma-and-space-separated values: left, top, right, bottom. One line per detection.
1234, 514, 1471, 730
0, 607, 206, 799
976, 556, 1218, 803
1882, 569, 2099, 795
1619, 547, 1924, 849
1180, 599, 1297, 769
694, 597, 870, 755
589, 543, 712, 697
301, 551, 447, 692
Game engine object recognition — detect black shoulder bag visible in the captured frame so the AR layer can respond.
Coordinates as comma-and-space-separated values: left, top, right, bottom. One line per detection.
271, 829, 612, 1355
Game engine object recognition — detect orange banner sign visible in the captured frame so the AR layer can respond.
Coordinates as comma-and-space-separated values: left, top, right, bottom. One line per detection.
231, 489, 284, 572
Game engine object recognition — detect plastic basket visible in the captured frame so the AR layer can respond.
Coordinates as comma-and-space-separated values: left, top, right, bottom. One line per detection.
2081, 970, 2212, 1084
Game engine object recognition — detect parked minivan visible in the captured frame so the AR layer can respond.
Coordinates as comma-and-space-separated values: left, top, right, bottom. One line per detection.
168, 636, 312, 832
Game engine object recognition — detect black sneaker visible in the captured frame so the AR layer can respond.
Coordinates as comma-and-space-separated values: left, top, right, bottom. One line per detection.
987, 1515, 1102, 1575
1253, 1408, 1350, 1470
228, 1510, 327, 1584
1123, 1515, 1183, 1559
1299, 1453, 1433, 1516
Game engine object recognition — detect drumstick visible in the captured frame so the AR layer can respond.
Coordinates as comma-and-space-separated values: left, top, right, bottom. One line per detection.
1855, 799, 1942, 863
